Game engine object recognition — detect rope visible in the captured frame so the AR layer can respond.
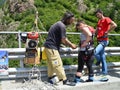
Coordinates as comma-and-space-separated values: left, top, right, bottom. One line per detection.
17, 65, 61, 90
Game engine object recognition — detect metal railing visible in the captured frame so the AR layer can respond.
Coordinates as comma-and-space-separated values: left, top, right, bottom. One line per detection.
0, 31, 120, 48
0, 62, 120, 79
0, 47, 120, 68
0, 31, 120, 68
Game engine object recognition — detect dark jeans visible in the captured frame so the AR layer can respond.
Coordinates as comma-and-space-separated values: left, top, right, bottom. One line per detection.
77, 50, 94, 76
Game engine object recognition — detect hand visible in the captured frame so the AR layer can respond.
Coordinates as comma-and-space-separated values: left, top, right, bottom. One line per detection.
71, 43, 77, 49
104, 31, 108, 36
76, 72, 82, 77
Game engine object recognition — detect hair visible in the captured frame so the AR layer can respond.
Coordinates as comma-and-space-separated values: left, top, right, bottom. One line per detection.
76, 20, 85, 26
61, 11, 74, 24
76, 20, 85, 31
95, 9, 103, 14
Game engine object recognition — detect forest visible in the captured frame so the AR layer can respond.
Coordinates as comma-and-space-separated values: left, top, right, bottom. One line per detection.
0, 0, 120, 67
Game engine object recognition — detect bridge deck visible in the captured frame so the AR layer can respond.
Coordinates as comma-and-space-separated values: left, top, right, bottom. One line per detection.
0, 69, 120, 90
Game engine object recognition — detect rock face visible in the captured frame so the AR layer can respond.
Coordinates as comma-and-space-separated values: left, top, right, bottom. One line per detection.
9, 0, 35, 13
0, 0, 35, 31
77, 0, 88, 13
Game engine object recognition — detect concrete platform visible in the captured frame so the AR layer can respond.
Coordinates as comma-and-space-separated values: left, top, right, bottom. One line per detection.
0, 70, 120, 90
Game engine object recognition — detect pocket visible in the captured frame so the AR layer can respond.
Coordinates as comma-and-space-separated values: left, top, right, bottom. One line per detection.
52, 59, 59, 67
50, 50, 61, 67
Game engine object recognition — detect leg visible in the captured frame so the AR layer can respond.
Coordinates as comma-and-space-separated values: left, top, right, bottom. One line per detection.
101, 51, 107, 74
99, 49, 109, 82
74, 51, 84, 83
45, 48, 54, 77
100, 41, 109, 75
77, 51, 84, 73
45, 48, 67, 81
94, 43, 104, 64
86, 51, 94, 82
51, 49, 67, 81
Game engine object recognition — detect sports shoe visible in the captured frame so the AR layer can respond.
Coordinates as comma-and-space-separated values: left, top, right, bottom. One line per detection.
99, 75, 109, 82
74, 77, 84, 83
63, 79, 76, 86
48, 75, 59, 85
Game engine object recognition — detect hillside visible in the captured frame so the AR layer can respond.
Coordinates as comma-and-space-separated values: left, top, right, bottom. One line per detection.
0, 0, 120, 46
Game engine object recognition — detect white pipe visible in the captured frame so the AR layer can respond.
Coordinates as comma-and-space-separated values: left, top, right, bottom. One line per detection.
6, 52, 120, 59
0, 47, 120, 53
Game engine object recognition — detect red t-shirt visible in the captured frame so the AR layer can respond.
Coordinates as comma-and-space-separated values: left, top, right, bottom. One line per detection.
97, 17, 112, 41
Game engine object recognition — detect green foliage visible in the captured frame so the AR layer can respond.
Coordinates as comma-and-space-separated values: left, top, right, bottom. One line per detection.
63, 58, 77, 65
107, 56, 120, 62
81, 13, 97, 27
0, 34, 18, 48
0, 0, 7, 8
9, 60, 20, 67
35, 0, 78, 30
38, 8, 63, 30
67, 34, 79, 45
1, 16, 13, 24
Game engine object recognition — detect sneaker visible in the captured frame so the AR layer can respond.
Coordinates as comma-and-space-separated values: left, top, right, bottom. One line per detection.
48, 75, 59, 85
100, 75, 109, 82
74, 78, 84, 83
63, 79, 76, 86
96, 61, 100, 66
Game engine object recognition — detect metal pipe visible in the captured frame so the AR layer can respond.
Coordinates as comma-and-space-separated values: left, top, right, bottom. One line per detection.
0, 47, 120, 53
0, 31, 120, 36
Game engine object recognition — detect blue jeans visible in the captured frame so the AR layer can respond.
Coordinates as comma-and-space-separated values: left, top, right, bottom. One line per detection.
94, 40, 109, 74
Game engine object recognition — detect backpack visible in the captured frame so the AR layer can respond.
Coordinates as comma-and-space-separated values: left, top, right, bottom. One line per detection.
88, 26, 95, 45
88, 26, 95, 37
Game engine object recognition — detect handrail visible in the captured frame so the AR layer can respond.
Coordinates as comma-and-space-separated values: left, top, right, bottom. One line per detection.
0, 47, 120, 59
0, 31, 120, 35
0, 47, 120, 68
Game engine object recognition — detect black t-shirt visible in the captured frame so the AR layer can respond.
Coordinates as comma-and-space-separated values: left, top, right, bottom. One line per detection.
44, 21, 66, 50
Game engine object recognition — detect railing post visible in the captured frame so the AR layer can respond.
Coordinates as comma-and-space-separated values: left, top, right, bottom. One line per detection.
18, 31, 24, 68
18, 31, 21, 48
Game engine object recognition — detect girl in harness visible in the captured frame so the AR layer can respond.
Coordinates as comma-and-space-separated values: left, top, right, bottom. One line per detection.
74, 20, 95, 83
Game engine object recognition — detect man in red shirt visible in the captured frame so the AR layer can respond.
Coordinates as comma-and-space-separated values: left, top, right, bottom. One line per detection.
94, 9, 117, 81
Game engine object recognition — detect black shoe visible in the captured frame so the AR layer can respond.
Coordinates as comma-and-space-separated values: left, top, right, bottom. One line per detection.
85, 79, 93, 82
63, 79, 76, 86
96, 61, 100, 66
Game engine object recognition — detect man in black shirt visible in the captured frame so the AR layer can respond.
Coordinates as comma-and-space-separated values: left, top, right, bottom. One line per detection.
44, 11, 77, 85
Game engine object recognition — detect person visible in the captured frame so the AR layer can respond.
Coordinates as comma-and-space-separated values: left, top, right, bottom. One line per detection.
94, 9, 117, 81
44, 11, 77, 85
74, 20, 95, 83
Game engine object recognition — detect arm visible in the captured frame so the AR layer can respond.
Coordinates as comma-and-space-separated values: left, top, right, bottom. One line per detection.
61, 38, 77, 49
95, 28, 98, 37
105, 21, 117, 34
